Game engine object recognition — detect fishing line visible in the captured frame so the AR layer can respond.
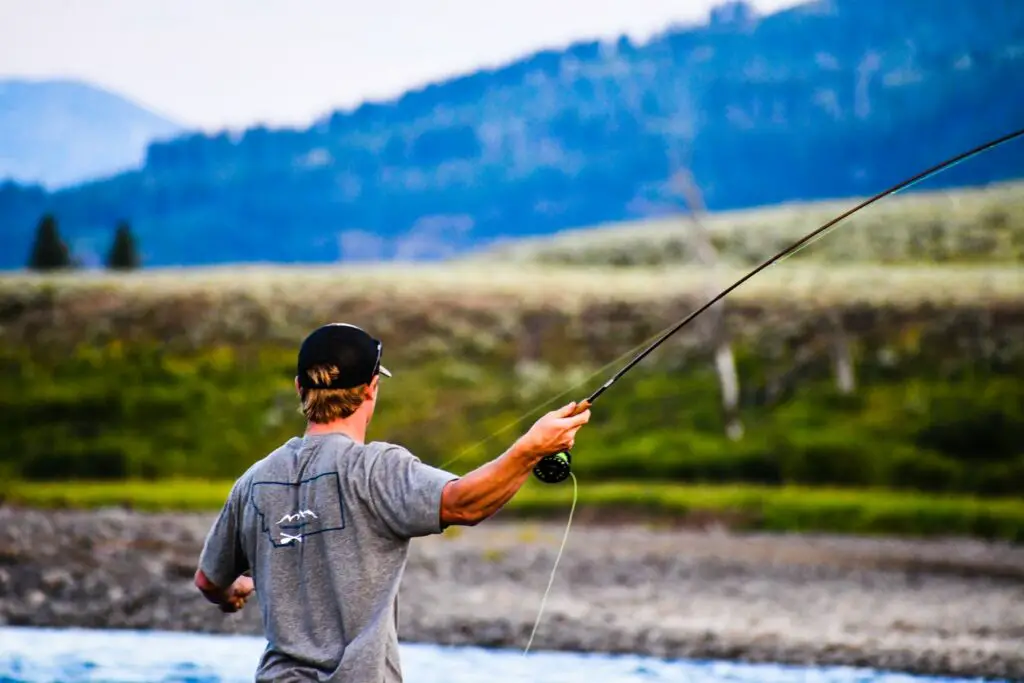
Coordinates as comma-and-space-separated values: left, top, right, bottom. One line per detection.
522, 472, 578, 657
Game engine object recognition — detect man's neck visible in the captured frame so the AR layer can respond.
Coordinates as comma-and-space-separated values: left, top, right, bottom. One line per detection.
304, 419, 366, 443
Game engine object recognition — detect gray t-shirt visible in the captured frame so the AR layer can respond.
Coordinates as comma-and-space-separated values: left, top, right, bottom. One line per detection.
198, 432, 459, 682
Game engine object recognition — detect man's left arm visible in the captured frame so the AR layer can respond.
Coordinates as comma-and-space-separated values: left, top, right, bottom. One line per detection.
195, 479, 253, 612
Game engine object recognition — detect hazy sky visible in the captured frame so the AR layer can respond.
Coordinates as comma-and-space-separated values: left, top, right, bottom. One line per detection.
1, 0, 804, 132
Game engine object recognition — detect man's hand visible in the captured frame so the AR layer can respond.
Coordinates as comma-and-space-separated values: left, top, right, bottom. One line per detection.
218, 575, 255, 613
518, 401, 592, 458
195, 568, 255, 613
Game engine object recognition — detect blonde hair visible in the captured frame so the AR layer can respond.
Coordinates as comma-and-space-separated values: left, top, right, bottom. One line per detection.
298, 365, 370, 423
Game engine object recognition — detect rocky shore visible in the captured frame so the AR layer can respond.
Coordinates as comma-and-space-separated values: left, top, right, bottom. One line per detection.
1, 506, 1022, 680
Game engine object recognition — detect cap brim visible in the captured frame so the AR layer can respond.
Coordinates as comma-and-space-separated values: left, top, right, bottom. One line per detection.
379, 365, 392, 378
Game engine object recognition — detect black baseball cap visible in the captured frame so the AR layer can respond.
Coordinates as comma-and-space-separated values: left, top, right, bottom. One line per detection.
296, 323, 392, 390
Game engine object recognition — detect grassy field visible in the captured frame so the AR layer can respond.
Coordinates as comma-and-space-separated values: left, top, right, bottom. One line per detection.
470, 180, 1024, 267
2, 263, 1022, 368
4, 479, 1023, 542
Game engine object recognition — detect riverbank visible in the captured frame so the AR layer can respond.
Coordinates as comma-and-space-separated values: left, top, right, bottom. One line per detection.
6, 479, 1024, 541
1, 506, 1021, 680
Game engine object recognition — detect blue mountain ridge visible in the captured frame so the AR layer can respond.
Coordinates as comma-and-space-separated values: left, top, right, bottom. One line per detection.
0, 78, 185, 190
2, 0, 1023, 269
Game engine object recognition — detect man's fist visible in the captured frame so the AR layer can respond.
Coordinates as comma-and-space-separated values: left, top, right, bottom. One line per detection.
220, 575, 255, 613
521, 401, 592, 457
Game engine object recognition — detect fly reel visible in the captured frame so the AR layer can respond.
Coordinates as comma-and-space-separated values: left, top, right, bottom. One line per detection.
533, 450, 571, 484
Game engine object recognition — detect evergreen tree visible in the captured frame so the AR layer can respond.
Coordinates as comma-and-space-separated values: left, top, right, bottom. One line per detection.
106, 220, 141, 270
27, 213, 72, 270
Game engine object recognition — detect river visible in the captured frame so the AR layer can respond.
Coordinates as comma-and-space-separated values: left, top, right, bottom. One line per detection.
0, 626, 1006, 683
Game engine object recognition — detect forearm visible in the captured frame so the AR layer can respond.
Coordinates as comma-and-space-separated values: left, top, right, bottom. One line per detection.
194, 568, 231, 606
440, 438, 542, 526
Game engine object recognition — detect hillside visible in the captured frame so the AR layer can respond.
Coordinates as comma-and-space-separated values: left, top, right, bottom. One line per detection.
2, 0, 1023, 269
0, 79, 185, 189
471, 181, 1024, 266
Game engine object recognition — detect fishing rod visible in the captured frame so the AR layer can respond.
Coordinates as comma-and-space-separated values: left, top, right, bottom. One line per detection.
531, 125, 1024, 484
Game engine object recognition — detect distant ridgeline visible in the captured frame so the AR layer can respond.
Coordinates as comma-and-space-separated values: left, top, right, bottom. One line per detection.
1, 0, 1023, 269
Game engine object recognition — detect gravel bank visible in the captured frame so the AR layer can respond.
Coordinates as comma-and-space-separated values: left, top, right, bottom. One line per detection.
1, 506, 1022, 680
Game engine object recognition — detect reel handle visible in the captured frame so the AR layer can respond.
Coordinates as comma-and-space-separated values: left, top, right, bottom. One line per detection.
531, 399, 590, 485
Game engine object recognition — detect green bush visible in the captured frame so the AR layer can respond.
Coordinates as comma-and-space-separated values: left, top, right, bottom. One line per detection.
773, 429, 891, 487
886, 448, 966, 492
967, 456, 1024, 497
572, 431, 781, 483
911, 380, 1024, 462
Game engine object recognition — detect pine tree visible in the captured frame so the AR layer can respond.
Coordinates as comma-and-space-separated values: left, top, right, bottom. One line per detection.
27, 213, 72, 270
106, 220, 141, 270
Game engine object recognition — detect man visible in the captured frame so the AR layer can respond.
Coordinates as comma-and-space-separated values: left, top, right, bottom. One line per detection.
193, 322, 591, 682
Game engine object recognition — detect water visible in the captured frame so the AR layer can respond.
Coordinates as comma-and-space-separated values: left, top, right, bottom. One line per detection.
0, 627, 1004, 683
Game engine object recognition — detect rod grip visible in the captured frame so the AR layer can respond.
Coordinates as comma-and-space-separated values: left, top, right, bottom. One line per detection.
566, 399, 592, 416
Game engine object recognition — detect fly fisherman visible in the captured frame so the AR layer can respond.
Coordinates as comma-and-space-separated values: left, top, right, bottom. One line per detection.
193, 322, 591, 682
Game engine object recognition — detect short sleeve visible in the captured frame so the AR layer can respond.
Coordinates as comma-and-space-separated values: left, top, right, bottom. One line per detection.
198, 478, 250, 587
367, 446, 460, 539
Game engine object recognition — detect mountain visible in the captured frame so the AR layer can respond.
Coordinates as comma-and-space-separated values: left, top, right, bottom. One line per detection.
0, 79, 185, 189
2, 0, 1023, 270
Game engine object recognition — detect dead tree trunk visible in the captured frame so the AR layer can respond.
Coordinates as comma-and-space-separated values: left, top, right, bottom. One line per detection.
829, 311, 856, 395
616, 57, 745, 439
671, 167, 744, 441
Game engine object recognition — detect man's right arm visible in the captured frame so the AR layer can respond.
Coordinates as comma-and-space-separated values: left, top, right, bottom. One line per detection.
438, 438, 542, 526
439, 401, 590, 527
